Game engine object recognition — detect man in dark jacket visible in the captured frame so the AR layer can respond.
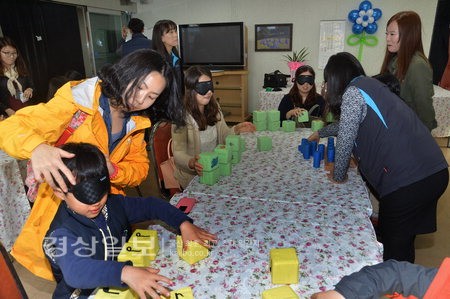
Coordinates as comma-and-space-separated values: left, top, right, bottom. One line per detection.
117, 18, 152, 58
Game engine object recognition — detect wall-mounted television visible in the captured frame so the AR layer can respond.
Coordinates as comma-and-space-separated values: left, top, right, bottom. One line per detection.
178, 22, 246, 70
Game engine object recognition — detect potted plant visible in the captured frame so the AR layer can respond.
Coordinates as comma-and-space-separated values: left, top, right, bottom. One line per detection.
283, 47, 310, 79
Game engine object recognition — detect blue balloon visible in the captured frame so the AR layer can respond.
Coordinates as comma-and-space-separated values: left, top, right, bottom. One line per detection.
352, 23, 364, 34
372, 8, 382, 20
359, 0, 372, 11
365, 23, 378, 34
348, 10, 359, 22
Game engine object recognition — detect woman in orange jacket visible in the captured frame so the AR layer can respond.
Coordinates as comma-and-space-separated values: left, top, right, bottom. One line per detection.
0, 49, 183, 280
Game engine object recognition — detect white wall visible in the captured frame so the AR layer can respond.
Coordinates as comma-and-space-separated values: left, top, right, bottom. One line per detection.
54, 0, 137, 12
136, 0, 438, 113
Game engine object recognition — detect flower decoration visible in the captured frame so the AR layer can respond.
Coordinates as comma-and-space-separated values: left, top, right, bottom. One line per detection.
346, 1, 382, 61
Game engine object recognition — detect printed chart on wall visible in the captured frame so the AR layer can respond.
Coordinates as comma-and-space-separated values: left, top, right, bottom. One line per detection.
318, 20, 346, 69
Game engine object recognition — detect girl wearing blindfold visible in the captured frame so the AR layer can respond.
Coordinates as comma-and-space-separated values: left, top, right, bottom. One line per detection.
171, 66, 256, 188
45, 142, 217, 299
278, 65, 325, 124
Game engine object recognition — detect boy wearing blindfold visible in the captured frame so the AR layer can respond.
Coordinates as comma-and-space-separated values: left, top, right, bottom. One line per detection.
278, 65, 325, 123
171, 66, 256, 189
43, 142, 217, 299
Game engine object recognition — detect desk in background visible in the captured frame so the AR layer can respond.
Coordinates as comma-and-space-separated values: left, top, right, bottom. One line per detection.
151, 129, 382, 298
0, 150, 30, 251
258, 85, 450, 145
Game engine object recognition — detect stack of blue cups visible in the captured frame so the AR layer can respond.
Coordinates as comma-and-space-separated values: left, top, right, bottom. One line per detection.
327, 137, 335, 163
298, 138, 328, 169
298, 138, 310, 159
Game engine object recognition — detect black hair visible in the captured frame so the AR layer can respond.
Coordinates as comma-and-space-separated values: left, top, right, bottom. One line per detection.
288, 65, 318, 108
0, 36, 29, 76
97, 49, 185, 126
184, 65, 220, 130
372, 73, 401, 96
152, 19, 179, 59
55, 143, 110, 205
324, 52, 366, 117
128, 18, 144, 34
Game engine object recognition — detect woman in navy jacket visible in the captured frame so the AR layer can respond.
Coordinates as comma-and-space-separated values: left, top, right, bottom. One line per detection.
311, 52, 448, 263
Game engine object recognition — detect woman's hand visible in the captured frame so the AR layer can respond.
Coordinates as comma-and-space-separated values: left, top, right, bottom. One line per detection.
189, 156, 203, 175
23, 88, 33, 100
349, 156, 358, 168
234, 122, 256, 134
287, 107, 306, 119
121, 25, 130, 40
103, 154, 116, 176
311, 290, 345, 299
179, 220, 218, 250
30, 143, 76, 192
121, 266, 173, 299
307, 131, 320, 142
5, 108, 15, 116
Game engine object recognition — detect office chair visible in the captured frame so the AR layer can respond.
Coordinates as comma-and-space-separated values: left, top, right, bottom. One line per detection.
148, 121, 181, 199
0, 242, 29, 299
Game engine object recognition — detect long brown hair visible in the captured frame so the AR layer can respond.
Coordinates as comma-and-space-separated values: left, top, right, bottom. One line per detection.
288, 65, 318, 107
184, 66, 220, 130
0, 36, 29, 76
380, 11, 429, 82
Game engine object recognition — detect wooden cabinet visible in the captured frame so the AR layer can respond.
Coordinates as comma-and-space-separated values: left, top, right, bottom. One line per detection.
212, 70, 248, 123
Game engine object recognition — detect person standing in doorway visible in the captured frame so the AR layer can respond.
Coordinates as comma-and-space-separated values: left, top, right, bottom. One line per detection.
117, 18, 152, 58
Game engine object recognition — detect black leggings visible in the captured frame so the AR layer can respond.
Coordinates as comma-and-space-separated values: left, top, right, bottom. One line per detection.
379, 168, 449, 263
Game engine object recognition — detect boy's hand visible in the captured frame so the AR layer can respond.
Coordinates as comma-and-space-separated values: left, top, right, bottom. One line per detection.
121, 266, 173, 299
179, 221, 218, 250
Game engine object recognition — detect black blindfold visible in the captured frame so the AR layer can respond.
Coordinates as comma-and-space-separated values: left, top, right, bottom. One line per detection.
194, 81, 214, 95
296, 75, 314, 85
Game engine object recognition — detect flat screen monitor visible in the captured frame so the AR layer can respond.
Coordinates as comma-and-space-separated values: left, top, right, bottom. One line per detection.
179, 22, 245, 69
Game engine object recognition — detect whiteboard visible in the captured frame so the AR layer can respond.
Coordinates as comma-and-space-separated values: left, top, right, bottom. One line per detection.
318, 20, 346, 70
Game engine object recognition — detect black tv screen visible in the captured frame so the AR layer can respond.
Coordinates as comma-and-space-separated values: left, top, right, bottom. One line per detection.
179, 22, 245, 69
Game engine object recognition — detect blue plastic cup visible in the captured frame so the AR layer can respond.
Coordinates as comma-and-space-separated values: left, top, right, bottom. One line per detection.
302, 146, 311, 159
318, 144, 325, 160
327, 148, 335, 163
327, 137, 334, 149
310, 141, 318, 155
313, 151, 321, 168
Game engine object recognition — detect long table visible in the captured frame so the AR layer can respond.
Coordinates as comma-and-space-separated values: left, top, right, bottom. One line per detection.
150, 129, 382, 298
0, 150, 30, 251
259, 85, 450, 146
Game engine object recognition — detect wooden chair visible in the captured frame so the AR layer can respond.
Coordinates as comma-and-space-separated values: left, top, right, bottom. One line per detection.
0, 242, 28, 299
148, 121, 181, 199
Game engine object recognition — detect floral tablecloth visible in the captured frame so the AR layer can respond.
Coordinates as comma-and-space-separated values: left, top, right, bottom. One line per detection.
259, 85, 450, 139
149, 129, 383, 298
0, 150, 30, 251
431, 85, 450, 138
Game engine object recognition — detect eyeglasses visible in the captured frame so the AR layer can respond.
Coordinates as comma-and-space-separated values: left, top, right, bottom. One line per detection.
1, 51, 18, 57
